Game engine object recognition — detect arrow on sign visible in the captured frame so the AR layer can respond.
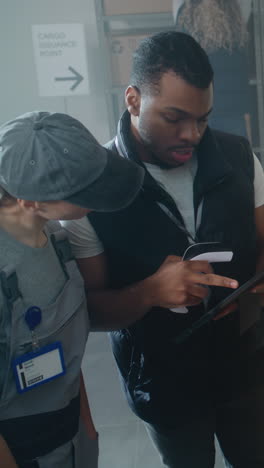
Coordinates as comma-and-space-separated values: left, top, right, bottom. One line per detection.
55, 66, 84, 91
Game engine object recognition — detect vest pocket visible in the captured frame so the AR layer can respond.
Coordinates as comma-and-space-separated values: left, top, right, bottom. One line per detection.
0, 262, 88, 407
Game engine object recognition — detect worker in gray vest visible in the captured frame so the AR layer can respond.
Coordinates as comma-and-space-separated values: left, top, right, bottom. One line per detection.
0, 111, 144, 468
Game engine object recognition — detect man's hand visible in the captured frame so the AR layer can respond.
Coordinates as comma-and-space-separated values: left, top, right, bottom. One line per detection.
145, 255, 238, 309
78, 253, 239, 330
213, 279, 264, 322
213, 302, 239, 321
250, 282, 264, 294
248, 282, 264, 308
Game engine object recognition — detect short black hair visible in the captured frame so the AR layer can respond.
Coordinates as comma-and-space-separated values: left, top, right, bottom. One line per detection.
130, 31, 214, 93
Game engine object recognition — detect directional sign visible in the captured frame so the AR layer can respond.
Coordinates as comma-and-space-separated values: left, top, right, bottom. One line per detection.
55, 66, 84, 91
32, 24, 89, 97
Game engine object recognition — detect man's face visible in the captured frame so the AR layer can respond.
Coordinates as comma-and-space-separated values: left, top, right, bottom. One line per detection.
127, 72, 213, 168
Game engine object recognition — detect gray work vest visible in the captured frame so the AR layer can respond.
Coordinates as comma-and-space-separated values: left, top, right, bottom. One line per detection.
0, 223, 91, 467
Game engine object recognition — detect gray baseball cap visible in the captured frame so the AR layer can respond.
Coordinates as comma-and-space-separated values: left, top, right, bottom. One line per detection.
0, 111, 144, 211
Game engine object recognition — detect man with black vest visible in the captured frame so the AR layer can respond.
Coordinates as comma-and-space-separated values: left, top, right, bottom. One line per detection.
63, 32, 264, 467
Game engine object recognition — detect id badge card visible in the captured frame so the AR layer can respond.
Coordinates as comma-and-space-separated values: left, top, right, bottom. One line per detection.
13, 341, 66, 393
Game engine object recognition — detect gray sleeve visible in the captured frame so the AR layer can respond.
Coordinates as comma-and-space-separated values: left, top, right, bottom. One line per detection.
60, 217, 104, 259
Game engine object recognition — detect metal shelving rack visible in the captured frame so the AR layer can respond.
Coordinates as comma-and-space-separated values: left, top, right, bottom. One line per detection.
94, 0, 174, 137
95, 0, 264, 157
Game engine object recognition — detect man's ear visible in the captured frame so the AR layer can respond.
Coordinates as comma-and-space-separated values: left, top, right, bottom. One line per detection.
125, 86, 141, 116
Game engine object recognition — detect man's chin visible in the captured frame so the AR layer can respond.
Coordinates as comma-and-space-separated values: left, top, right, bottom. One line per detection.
168, 150, 194, 164
146, 149, 192, 169
154, 160, 183, 169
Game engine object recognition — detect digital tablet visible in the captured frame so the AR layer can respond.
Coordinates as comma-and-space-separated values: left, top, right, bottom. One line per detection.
173, 269, 264, 344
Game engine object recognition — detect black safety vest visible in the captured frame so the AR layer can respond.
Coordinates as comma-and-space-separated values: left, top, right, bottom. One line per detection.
88, 126, 257, 426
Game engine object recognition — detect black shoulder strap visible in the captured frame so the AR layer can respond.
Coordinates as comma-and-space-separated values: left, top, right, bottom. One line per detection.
50, 230, 74, 280
0, 267, 21, 312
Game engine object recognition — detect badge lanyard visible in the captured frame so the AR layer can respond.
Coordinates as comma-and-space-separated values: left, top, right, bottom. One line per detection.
25, 306, 42, 352
12, 305, 66, 393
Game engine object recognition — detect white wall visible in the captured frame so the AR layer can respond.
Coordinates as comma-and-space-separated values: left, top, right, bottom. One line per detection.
0, 0, 111, 143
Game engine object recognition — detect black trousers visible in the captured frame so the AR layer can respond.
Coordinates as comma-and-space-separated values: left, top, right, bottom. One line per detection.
145, 384, 264, 468
19, 462, 39, 468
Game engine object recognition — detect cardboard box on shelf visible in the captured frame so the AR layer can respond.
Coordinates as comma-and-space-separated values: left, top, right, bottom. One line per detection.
110, 34, 148, 86
103, 0, 172, 15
